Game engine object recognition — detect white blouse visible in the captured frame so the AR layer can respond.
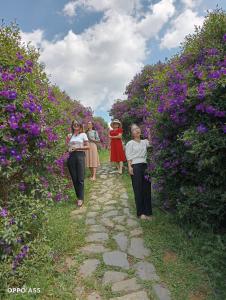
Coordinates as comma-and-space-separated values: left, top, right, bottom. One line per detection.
68, 133, 88, 150
125, 139, 150, 165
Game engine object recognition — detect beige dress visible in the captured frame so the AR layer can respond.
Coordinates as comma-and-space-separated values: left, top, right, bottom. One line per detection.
85, 130, 100, 168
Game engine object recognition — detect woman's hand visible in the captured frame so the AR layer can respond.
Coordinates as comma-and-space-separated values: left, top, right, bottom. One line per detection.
128, 166, 134, 176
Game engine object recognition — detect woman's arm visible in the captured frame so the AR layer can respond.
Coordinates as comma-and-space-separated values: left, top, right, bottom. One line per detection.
109, 133, 122, 139
76, 140, 90, 151
127, 160, 134, 175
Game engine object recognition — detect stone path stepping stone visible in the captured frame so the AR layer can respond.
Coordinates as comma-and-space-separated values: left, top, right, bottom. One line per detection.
88, 225, 107, 233
121, 192, 128, 199
153, 283, 171, 300
101, 218, 114, 228
102, 210, 118, 218
111, 278, 141, 293
103, 205, 115, 211
87, 292, 102, 300
128, 238, 150, 259
112, 216, 126, 224
103, 251, 129, 269
134, 261, 160, 281
87, 211, 99, 218
123, 208, 130, 215
79, 259, 100, 278
113, 232, 128, 251
127, 219, 139, 227
115, 224, 127, 232
85, 232, 109, 243
86, 218, 96, 225
130, 228, 143, 237
109, 291, 149, 300
82, 244, 109, 255
102, 271, 128, 285
105, 200, 117, 205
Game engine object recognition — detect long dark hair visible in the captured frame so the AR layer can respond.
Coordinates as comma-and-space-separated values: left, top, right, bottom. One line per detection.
71, 120, 84, 134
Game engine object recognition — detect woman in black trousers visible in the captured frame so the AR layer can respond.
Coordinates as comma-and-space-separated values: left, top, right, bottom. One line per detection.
125, 124, 152, 220
66, 120, 89, 207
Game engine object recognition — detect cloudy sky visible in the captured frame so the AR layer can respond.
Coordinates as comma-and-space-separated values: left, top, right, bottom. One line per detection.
1, 0, 225, 121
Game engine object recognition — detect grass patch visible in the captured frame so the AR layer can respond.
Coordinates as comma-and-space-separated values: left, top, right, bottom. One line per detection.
99, 149, 109, 164
122, 173, 226, 300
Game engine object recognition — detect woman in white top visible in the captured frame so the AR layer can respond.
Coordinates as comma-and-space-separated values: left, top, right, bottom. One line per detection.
125, 124, 152, 220
66, 120, 89, 207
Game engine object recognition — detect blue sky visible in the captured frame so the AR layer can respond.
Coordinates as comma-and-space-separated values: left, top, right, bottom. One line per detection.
1, 0, 225, 122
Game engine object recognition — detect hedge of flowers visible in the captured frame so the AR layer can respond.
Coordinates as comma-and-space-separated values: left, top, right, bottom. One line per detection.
110, 10, 226, 229
0, 23, 108, 279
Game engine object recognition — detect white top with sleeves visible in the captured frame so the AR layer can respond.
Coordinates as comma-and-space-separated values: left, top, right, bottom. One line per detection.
125, 139, 150, 165
68, 133, 88, 150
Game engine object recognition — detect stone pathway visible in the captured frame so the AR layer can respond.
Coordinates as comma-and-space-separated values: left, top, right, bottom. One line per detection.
71, 163, 171, 300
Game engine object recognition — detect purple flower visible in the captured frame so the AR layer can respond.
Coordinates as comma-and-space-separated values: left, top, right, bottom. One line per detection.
5, 104, 16, 112
207, 48, 218, 56
15, 66, 22, 73
25, 60, 33, 67
223, 34, 226, 42
0, 208, 8, 217
197, 124, 208, 134
16, 52, 24, 60
32, 214, 37, 219
222, 125, 226, 134
18, 182, 26, 191
195, 103, 205, 112
208, 70, 221, 79
55, 193, 63, 202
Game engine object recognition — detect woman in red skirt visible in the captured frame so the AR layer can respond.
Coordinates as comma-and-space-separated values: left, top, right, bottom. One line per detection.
109, 119, 126, 174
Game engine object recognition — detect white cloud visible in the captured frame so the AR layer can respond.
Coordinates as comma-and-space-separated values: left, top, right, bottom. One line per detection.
181, 0, 202, 8
62, 0, 142, 16
137, 0, 175, 39
63, 1, 77, 17
21, 0, 205, 113
160, 9, 204, 49
35, 12, 146, 110
21, 29, 44, 48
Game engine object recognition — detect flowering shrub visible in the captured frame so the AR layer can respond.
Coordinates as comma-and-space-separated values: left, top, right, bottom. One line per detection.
0, 22, 107, 279
110, 10, 226, 229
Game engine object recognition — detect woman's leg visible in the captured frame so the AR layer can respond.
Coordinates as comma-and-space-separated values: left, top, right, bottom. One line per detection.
67, 154, 79, 198
89, 167, 93, 178
118, 161, 123, 174
92, 167, 97, 180
131, 164, 143, 217
75, 152, 85, 204
142, 164, 152, 216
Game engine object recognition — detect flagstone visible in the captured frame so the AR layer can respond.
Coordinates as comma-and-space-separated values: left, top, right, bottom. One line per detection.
128, 238, 151, 259
103, 251, 129, 269
102, 271, 128, 285
79, 259, 100, 278
85, 232, 109, 243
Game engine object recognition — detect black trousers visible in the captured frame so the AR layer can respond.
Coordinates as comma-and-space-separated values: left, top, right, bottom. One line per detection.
67, 151, 85, 200
131, 163, 152, 217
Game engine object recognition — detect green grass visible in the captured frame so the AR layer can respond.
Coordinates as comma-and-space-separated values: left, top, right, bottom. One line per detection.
122, 173, 226, 300
99, 149, 109, 164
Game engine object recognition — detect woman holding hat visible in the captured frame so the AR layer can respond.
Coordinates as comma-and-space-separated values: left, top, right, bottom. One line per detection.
66, 120, 89, 207
109, 119, 126, 174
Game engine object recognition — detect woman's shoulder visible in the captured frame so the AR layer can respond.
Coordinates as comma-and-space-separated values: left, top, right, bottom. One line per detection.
126, 140, 134, 147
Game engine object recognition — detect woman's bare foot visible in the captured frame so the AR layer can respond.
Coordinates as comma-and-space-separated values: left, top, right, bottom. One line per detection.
77, 200, 83, 207
90, 177, 96, 181
140, 214, 146, 220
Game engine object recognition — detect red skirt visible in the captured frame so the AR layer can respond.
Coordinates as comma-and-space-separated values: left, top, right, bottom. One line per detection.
110, 139, 126, 162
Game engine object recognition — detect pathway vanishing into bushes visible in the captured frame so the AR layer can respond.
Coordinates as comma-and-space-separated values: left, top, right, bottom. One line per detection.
71, 163, 171, 300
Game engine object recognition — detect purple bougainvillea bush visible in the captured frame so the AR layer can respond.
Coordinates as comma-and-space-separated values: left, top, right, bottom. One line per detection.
110, 10, 226, 229
0, 23, 108, 280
